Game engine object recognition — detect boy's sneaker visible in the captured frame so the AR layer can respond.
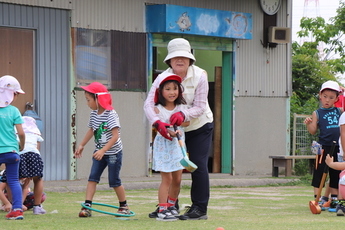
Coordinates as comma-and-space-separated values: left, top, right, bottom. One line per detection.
6, 210, 24, 220
329, 200, 339, 213
118, 206, 131, 215
79, 207, 92, 217
319, 200, 330, 211
336, 201, 345, 216
167, 206, 179, 216
156, 210, 177, 221
33, 205, 46, 215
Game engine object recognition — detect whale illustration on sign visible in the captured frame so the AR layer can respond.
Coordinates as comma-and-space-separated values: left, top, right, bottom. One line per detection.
177, 12, 191, 32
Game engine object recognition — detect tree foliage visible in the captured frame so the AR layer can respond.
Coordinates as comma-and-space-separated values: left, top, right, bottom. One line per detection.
290, 2, 345, 154
292, 1, 345, 115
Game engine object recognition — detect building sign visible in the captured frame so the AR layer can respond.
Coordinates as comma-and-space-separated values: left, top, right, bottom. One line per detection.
146, 4, 252, 40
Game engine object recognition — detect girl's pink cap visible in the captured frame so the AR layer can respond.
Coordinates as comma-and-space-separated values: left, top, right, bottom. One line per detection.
81, 82, 114, 110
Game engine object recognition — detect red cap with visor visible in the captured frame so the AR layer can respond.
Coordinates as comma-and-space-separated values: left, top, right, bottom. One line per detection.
81, 82, 114, 110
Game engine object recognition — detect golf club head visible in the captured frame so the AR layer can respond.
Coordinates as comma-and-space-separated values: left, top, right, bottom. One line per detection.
180, 157, 198, 172
309, 200, 321, 214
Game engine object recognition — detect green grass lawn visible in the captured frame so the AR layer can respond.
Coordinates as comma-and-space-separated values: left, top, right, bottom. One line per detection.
1, 183, 344, 230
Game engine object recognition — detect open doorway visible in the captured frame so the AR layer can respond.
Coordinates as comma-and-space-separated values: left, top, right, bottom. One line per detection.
0, 27, 34, 114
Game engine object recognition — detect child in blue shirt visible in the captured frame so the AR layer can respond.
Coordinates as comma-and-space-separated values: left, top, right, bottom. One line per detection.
305, 80, 343, 211
0, 75, 25, 220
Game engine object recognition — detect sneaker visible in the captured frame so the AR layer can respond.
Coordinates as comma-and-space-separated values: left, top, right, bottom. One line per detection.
149, 205, 159, 218
33, 205, 46, 215
156, 210, 177, 221
149, 201, 179, 218
79, 207, 92, 217
179, 206, 207, 220
167, 206, 179, 216
319, 200, 331, 211
329, 200, 339, 213
336, 201, 345, 216
6, 210, 24, 220
118, 206, 131, 215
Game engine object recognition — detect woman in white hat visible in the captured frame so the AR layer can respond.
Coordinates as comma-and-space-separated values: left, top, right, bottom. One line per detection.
144, 38, 213, 220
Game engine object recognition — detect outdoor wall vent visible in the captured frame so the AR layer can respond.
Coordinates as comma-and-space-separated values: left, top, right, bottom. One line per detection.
268, 26, 291, 44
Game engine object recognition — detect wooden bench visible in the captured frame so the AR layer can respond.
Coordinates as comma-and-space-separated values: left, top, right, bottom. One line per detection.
269, 155, 316, 177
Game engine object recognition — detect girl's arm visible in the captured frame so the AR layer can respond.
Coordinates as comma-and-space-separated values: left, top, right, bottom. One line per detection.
0, 182, 11, 212
181, 121, 190, 127
341, 123, 345, 161
304, 111, 318, 135
74, 128, 94, 158
15, 124, 25, 151
326, 155, 345, 170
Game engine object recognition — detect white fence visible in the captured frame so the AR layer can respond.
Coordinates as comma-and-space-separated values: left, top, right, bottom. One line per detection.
292, 113, 316, 156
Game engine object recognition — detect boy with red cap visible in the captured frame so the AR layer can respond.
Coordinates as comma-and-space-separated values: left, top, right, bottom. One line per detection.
75, 82, 130, 217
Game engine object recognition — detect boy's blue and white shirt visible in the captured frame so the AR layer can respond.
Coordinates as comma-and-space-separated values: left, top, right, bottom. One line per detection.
88, 109, 122, 155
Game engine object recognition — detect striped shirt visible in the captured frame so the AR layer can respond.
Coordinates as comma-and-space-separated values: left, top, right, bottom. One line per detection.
88, 109, 122, 155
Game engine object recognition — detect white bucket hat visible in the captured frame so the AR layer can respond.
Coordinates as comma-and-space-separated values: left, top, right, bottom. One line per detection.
0, 75, 25, 107
164, 38, 196, 64
320, 80, 341, 92
22, 116, 41, 135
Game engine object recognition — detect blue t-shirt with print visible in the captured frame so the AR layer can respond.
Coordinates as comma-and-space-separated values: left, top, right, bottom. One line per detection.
316, 107, 341, 146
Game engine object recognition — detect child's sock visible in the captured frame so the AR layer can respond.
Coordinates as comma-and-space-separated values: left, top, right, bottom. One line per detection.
119, 200, 127, 207
159, 203, 168, 213
167, 196, 177, 207
331, 194, 338, 200
321, 196, 329, 202
84, 200, 92, 207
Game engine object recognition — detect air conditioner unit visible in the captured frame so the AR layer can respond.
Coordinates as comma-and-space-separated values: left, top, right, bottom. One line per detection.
268, 26, 291, 44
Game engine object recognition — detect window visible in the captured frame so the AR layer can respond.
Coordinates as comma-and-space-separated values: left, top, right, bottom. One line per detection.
73, 28, 147, 91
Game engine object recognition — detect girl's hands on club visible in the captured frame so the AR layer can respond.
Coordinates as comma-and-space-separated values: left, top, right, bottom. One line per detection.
168, 129, 181, 138
154, 120, 172, 140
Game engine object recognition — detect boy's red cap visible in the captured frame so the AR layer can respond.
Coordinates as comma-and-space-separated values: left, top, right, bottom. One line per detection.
81, 82, 114, 110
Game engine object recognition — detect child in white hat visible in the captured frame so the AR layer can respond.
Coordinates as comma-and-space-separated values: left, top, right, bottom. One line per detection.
305, 80, 343, 212
0, 75, 26, 220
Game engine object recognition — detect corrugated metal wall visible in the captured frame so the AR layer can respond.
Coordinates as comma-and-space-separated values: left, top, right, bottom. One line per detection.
0, 0, 290, 97
0, 0, 72, 9
236, 0, 291, 97
70, 0, 290, 98
0, 3, 71, 180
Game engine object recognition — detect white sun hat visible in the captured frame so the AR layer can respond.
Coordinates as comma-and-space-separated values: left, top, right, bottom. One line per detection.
0, 75, 25, 107
164, 38, 196, 64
